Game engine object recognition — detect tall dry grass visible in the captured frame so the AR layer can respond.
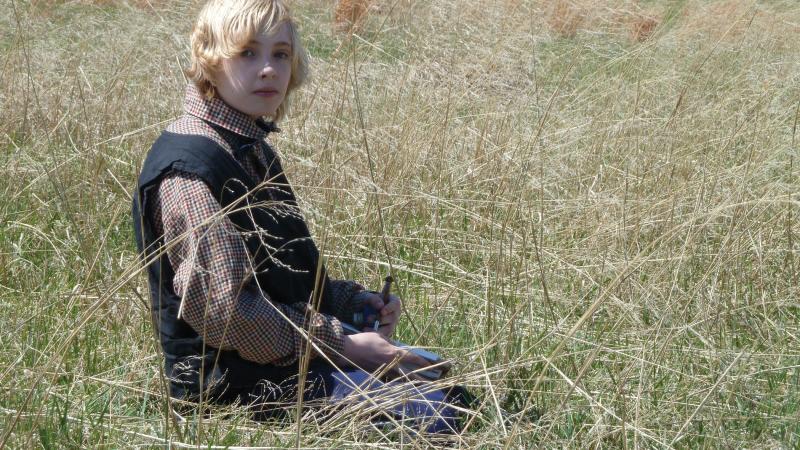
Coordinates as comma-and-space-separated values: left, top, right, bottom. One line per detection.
1, 0, 799, 447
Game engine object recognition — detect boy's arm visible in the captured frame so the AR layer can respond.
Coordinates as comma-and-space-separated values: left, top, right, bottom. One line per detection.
327, 279, 366, 324
154, 172, 345, 366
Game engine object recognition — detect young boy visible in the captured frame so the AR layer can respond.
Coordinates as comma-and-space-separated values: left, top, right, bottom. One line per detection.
132, 0, 461, 434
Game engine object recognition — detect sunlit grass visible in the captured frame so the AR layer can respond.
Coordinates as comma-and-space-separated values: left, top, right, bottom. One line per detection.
1, 0, 798, 447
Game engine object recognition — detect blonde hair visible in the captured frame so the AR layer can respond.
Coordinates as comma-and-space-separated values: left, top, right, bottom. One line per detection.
186, 0, 309, 121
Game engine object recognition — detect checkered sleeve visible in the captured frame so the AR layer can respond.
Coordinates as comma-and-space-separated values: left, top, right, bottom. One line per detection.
152, 172, 345, 366
327, 279, 366, 325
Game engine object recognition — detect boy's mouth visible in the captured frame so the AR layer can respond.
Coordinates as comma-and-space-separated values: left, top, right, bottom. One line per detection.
254, 88, 279, 97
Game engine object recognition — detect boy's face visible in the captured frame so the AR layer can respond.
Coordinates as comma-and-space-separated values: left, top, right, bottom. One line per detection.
215, 23, 292, 119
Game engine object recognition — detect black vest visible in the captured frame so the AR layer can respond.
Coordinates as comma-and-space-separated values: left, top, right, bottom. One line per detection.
132, 129, 334, 401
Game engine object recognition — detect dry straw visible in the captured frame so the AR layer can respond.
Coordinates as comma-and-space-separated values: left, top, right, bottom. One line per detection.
1, 0, 798, 447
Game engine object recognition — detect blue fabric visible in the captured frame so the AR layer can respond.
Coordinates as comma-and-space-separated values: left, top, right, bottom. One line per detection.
315, 367, 461, 434
230, 361, 462, 434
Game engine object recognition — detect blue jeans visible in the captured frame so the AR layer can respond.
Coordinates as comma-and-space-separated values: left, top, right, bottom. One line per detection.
321, 367, 461, 434
222, 361, 463, 434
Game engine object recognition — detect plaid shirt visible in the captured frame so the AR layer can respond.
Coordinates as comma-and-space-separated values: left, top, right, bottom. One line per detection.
150, 85, 362, 366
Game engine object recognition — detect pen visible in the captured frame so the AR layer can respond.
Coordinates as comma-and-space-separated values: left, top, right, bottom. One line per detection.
376, 275, 393, 331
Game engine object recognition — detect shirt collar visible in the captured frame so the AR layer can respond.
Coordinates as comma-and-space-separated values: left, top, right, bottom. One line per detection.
183, 84, 280, 141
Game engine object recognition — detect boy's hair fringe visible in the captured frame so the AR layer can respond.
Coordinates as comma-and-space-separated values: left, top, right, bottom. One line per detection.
186, 0, 309, 121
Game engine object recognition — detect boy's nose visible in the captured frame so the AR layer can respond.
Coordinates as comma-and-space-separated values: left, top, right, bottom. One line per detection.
259, 64, 276, 79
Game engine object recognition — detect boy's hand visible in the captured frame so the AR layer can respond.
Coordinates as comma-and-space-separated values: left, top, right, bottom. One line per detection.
355, 291, 402, 338
340, 332, 430, 378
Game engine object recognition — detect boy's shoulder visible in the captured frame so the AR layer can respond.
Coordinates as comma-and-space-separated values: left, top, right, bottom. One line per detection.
164, 114, 232, 154
140, 115, 246, 191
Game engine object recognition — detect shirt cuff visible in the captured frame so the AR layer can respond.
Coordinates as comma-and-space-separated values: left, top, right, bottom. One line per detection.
328, 279, 365, 323
291, 306, 346, 363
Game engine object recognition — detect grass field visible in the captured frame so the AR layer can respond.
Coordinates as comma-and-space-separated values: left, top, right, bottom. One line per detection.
1, 0, 799, 447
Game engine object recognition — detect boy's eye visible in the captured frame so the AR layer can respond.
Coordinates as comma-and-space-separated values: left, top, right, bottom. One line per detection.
240, 49, 255, 57
275, 50, 291, 59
